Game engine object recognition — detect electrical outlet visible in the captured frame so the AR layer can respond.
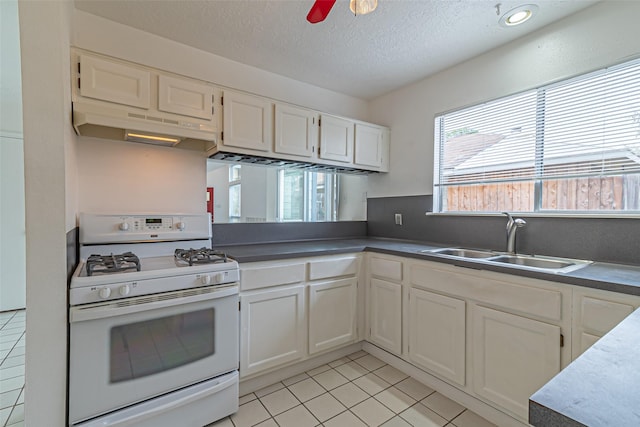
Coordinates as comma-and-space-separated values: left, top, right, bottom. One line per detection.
395, 213, 403, 225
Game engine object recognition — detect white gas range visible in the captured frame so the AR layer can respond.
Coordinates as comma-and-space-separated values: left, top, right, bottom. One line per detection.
69, 213, 240, 427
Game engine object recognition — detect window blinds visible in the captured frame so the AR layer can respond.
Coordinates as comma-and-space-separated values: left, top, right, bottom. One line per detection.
436, 58, 640, 189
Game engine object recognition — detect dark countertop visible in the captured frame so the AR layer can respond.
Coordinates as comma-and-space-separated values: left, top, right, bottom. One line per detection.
217, 237, 640, 296
529, 307, 640, 427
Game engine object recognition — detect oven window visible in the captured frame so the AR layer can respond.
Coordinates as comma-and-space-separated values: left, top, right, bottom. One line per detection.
110, 308, 215, 383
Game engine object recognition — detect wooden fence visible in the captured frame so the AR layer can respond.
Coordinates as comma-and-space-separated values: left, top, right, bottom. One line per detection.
445, 175, 636, 211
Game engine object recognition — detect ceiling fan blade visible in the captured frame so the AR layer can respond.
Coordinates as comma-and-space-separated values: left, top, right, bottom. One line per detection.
306, 0, 337, 24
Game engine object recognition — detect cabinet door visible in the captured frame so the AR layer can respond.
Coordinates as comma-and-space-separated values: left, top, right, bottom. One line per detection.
472, 305, 560, 420
572, 291, 639, 359
309, 278, 357, 354
274, 104, 317, 158
158, 74, 213, 120
408, 288, 465, 386
319, 115, 354, 163
369, 278, 402, 355
354, 123, 383, 168
240, 285, 305, 377
222, 90, 272, 151
79, 54, 151, 109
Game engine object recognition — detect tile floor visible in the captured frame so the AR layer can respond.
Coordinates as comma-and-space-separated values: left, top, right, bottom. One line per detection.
0, 310, 25, 427
208, 350, 497, 427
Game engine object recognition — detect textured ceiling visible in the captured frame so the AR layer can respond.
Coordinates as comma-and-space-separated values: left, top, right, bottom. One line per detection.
73, 0, 599, 100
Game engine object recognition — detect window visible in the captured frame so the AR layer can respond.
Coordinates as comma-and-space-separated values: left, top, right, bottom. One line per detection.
277, 170, 338, 221
434, 58, 640, 213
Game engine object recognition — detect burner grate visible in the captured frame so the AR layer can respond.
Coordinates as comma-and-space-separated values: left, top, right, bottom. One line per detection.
86, 252, 141, 276
174, 248, 228, 266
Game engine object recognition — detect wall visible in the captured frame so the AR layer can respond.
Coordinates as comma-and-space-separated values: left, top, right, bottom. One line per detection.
19, 1, 75, 426
76, 138, 206, 214
368, 1, 640, 198
0, 0, 25, 311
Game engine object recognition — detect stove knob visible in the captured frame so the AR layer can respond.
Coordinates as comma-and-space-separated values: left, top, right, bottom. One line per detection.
119, 284, 131, 296
201, 275, 212, 285
99, 287, 111, 299
119, 222, 130, 231
176, 222, 186, 231
214, 272, 225, 283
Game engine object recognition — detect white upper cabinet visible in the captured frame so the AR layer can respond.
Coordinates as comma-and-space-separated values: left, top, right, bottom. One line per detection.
157, 74, 214, 120
274, 104, 318, 158
354, 123, 385, 169
319, 115, 354, 163
79, 54, 151, 109
222, 90, 273, 152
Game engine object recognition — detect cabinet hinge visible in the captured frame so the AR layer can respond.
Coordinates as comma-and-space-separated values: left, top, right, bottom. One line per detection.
221, 96, 224, 106
318, 118, 321, 126
78, 78, 81, 89
212, 106, 215, 115
77, 62, 81, 74
238, 301, 241, 311
221, 131, 224, 141
560, 333, 564, 347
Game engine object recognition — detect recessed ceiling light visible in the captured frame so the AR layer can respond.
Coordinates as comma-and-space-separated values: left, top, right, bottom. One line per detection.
499, 4, 538, 27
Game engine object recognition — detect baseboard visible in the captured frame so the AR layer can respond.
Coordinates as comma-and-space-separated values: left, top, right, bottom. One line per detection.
362, 342, 528, 427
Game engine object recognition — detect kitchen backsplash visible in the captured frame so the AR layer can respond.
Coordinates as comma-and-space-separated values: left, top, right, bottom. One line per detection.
212, 221, 367, 246
367, 195, 640, 266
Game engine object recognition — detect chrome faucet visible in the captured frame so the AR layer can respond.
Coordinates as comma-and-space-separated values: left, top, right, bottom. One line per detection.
503, 212, 526, 254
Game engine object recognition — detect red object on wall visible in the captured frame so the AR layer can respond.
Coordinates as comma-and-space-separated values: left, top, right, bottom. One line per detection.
207, 187, 214, 222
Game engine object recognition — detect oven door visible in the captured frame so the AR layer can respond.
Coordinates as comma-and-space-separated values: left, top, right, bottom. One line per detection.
69, 284, 239, 425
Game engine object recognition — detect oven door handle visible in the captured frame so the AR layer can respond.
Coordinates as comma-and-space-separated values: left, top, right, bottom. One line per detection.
75, 370, 239, 427
70, 284, 238, 323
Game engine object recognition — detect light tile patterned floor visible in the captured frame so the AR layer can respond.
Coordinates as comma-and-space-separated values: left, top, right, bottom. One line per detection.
0, 310, 26, 427
208, 350, 497, 427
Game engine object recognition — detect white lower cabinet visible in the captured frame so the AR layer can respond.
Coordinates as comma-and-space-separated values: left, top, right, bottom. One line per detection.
472, 305, 561, 420
308, 278, 358, 354
239, 254, 360, 379
368, 278, 402, 354
408, 287, 466, 386
240, 285, 305, 377
572, 288, 640, 359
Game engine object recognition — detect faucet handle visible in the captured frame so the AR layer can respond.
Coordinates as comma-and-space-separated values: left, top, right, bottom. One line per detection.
503, 212, 514, 230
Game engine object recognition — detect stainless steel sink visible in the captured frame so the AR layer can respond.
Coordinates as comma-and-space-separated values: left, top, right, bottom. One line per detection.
420, 247, 592, 273
488, 254, 592, 273
424, 248, 497, 259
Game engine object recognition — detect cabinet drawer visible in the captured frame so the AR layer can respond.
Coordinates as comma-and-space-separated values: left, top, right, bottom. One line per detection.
308, 256, 358, 280
241, 262, 305, 291
369, 257, 402, 282
410, 262, 562, 322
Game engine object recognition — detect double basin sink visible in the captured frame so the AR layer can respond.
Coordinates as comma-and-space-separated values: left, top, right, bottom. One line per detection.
421, 247, 592, 274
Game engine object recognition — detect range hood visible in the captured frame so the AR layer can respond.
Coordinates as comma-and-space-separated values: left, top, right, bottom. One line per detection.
72, 101, 217, 150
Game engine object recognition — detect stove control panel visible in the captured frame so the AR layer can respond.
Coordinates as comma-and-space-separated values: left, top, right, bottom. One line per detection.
80, 213, 212, 244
